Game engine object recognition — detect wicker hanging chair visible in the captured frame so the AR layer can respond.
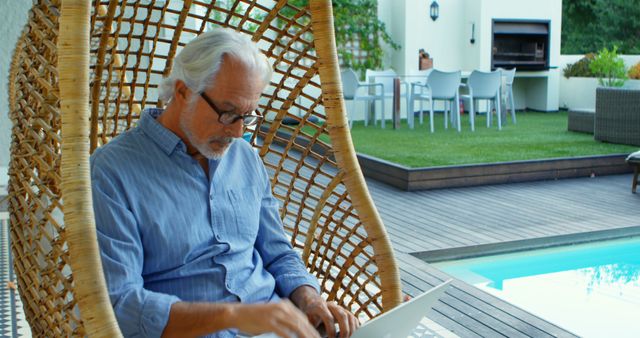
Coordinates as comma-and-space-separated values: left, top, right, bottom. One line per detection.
7, 0, 402, 336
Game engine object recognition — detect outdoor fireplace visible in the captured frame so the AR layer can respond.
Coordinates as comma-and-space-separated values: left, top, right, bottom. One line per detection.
491, 20, 550, 71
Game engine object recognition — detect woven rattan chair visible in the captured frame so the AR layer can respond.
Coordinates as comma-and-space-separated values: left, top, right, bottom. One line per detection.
7, 1, 402, 336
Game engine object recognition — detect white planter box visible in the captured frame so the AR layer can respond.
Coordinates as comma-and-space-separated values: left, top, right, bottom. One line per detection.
560, 78, 640, 111
623, 79, 640, 89
559, 77, 598, 111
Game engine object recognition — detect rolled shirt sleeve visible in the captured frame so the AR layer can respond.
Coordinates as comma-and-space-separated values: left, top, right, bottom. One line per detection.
92, 158, 180, 337
253, 155, 321, 298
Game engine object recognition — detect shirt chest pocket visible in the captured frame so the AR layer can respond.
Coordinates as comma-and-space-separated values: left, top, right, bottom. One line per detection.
225, 187, 261, 238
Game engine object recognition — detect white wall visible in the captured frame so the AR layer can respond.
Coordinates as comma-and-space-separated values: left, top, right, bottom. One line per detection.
381, 0, 562, 73
379, 0, 562, 111
380, 0, 468, 75
0, 1, 31, 191
377, 0, 398, 70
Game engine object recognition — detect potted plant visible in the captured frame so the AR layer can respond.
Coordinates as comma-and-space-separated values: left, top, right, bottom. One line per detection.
626, 60, 640, 89
589, 46, 627, 87
560, 54, 598, 110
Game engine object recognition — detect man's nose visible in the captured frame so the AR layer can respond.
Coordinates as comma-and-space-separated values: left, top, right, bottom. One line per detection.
225, 120, 245, 138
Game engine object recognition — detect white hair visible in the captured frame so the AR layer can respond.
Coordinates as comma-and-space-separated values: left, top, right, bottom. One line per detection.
159, 28, 272, 103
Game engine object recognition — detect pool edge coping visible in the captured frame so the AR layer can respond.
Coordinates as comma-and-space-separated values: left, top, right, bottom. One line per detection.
412, 224, 640, 263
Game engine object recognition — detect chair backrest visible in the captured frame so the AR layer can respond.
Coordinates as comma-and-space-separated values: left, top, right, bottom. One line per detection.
414, 69, 433, 84
468, 70, 502, 98
8, 1, 402, 336
340, 68, 360, 100
500, 67, 516, 86
366, 69, 397, 95
427, 69, 462, 99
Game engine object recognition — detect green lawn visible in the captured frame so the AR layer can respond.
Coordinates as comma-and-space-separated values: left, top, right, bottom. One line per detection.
347, 111, 637, 168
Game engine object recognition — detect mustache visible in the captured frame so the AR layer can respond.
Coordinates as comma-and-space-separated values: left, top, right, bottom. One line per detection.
209, 137, 234, 145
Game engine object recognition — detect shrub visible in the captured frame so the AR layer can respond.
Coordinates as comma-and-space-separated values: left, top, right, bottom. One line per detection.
563, 53, 596, 78
628, 61, 640, 80
589, 46, 627, 87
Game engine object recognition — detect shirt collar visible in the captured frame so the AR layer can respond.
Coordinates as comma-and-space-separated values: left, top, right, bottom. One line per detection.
139, 108, 186, 156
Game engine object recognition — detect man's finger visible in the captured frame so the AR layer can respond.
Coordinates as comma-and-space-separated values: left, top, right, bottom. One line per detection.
327, 302, 351, 338
276, 305, 320, 338
349, 311, 360, 336
317, 302, 336, 338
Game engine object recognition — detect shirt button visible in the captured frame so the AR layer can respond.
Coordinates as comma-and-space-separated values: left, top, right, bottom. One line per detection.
209, 195, 213, 201
215, 234, 221, 241
225, 282, 231, 289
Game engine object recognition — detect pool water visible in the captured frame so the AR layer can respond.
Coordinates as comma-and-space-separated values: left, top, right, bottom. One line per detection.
433, 237, 640, 338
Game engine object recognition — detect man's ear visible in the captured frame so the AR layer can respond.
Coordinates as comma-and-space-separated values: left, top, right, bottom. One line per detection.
174, 80, 190, 105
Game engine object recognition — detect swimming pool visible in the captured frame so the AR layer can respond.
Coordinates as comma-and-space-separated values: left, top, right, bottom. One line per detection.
433, 236, 640, 338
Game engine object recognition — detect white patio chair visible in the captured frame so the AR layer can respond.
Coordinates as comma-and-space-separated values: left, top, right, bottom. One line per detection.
404, 69, 432, 128
341, 68, 385, 128
409, 70, 462, 132
366, 69, 409, 128
460, 70, 503, 131
501, 67, 517, 124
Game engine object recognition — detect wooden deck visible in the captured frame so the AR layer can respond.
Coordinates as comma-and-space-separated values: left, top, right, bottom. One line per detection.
368, 173, 639, 337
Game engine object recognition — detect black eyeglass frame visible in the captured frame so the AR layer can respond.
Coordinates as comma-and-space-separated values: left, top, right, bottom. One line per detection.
199, 92, 263, 126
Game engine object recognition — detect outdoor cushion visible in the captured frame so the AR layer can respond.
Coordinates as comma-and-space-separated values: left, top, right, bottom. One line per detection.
626, 150, 640, 164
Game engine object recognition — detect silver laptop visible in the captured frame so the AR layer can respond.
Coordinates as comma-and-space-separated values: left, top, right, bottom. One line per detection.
246, 280, 452, 338
348, 280, 451, 338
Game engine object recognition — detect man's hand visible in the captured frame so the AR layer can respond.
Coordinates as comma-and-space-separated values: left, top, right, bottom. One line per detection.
291, 286, 360, 338
229, 300, 321, 338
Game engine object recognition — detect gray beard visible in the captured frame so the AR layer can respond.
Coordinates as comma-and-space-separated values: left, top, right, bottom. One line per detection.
180, 110, 235, 160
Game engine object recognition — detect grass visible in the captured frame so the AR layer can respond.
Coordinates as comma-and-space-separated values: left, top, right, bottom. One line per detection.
346, 111, 637, 168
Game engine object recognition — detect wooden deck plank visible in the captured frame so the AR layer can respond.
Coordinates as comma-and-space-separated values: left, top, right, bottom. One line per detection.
369, 174, 640, 254
372, 184, 520, 245
397, 253, 580, 338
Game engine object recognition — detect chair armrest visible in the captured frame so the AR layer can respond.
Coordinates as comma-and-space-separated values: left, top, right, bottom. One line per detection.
409, 82, 426, 95
399, 80, 411, 93
356, 82, 384, 96
356, 83, 384, 93
358, 83, 384, 89
410, 82, 427, 90
417, 83, 431, 96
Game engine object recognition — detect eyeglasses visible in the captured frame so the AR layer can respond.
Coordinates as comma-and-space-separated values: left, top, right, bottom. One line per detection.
199, 92, 262, 126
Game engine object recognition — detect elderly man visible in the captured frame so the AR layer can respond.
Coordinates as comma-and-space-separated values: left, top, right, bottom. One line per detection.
91, 28, 358, 338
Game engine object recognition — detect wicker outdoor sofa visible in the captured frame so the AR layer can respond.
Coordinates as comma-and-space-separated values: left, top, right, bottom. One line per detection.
7, 1, 402, 336
595, 87, 640, 146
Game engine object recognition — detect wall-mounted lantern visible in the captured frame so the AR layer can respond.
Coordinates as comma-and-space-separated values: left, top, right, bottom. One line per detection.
430, 1, 439, 21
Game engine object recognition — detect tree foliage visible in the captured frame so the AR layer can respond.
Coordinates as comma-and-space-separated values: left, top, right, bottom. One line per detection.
286, 0, 400, 76
562, 0, 640, 54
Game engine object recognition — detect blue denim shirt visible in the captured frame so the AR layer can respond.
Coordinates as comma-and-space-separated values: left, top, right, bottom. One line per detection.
91, 108, 320, 338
